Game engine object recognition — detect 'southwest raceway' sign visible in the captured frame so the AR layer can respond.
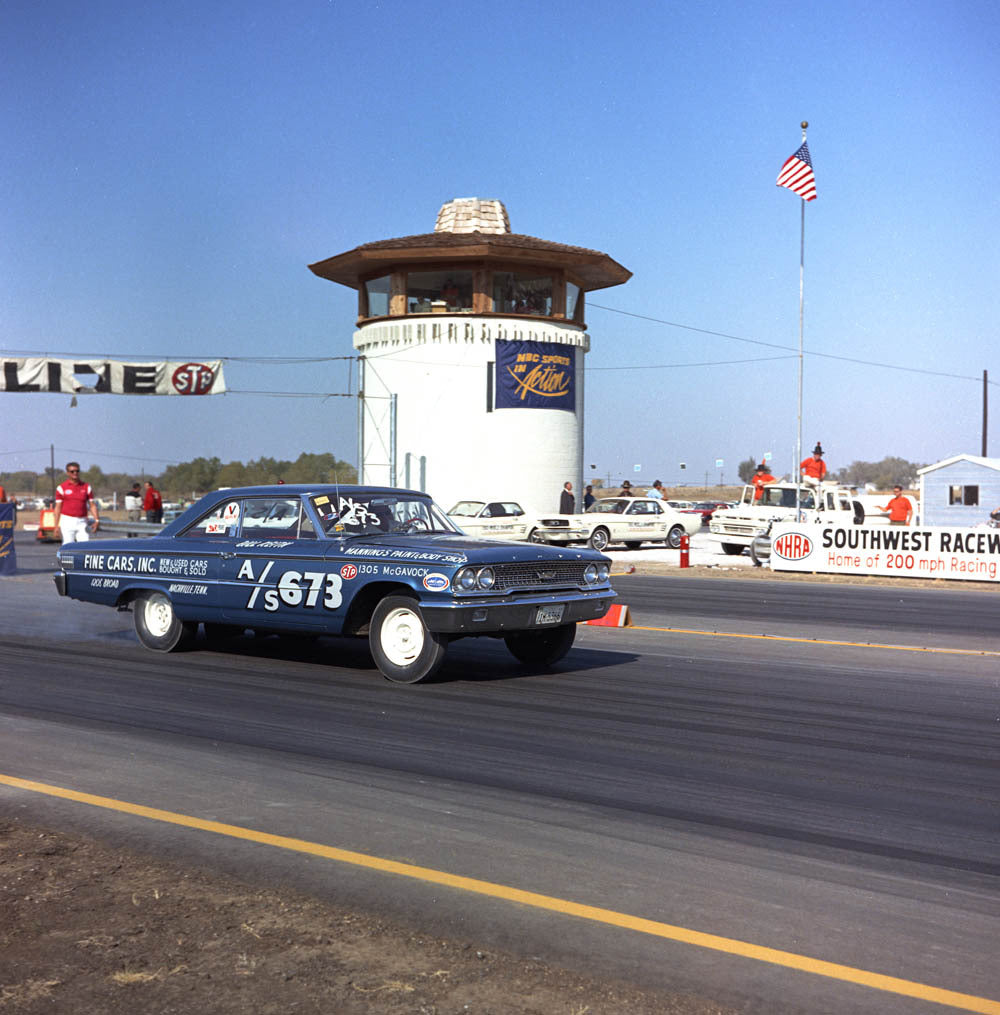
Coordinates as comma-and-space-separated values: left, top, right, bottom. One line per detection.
495, 340, 575, 411
769, 522, 1000, 582
0, 358, 226, 395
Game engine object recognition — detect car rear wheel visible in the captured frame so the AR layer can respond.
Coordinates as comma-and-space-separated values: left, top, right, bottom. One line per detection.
369, 595, 446, 684
666, 525, 685, 549
721, 542, 745, 555
588, 527, 611, 551
133, 591, 196, 652
504, 623, 576, 666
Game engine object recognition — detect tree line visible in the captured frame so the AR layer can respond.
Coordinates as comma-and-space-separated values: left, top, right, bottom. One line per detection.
1, 452, 357, 503
737, 454, 925, 489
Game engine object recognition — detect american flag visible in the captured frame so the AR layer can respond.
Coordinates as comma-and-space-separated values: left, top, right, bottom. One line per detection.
776, 141, 817, 201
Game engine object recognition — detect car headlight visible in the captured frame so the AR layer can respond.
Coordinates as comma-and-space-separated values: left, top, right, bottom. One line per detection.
597, 563, 610, 582
477, 566, 495, 590
456, 567, 478, 591
584, 563, 598, 584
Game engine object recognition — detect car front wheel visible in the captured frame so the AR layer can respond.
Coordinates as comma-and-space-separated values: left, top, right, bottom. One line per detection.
588, 527, 611, 551
504, 623, 576, 667
369, 595, 446, 684
133, 591, 196, 652
721, 543, 745, 555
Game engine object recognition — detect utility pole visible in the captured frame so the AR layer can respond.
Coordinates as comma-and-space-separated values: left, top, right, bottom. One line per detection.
983, 369, 989, 457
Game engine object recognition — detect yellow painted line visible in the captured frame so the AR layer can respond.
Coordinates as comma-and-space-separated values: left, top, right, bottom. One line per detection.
2, 773, 997, 1013
627, 625, 1000, 657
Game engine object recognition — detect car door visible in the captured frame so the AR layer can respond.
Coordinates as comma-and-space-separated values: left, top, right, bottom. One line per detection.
219, 495, 345, 632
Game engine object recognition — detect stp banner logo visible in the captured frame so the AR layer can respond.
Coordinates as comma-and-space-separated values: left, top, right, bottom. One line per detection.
772, 531, 814, 561
171, 362, 217, 395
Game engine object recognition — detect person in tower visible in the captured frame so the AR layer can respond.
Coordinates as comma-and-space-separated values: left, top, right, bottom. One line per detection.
800, 443, 827, 486
752, 462, 776, 501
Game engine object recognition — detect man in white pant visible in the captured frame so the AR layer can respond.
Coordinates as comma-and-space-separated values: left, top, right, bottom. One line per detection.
52, 462, 100, 543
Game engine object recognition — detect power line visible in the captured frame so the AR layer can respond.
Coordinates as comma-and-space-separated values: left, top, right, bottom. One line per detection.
0, 350, 354, 363
587, 302, 998, 386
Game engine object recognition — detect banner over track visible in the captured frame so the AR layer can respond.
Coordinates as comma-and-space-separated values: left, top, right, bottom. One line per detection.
1, 359, 226, 395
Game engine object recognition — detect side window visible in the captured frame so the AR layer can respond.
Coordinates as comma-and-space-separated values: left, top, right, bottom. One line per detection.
182, 499, 241, 538
240, 498, 305, 538
486, 502, 507, 517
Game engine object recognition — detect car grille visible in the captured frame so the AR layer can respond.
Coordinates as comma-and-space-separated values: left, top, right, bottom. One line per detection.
491, 561, 592, 591
537, 517, 568, 527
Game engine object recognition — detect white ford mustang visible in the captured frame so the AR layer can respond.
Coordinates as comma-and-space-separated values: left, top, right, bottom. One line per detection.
532, 497, 701, 551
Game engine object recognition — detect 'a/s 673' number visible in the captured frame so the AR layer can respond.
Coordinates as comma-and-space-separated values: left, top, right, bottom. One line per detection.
246, 568, 343, 612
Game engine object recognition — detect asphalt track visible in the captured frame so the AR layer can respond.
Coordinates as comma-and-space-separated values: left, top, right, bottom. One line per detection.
1, 533, 998, 1014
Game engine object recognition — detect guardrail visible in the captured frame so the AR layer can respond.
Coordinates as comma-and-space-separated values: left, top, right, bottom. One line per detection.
97, 520, 166, 537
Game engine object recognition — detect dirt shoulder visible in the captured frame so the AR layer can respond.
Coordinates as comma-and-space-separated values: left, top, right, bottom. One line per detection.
616, 560, 998, 593
0, 818, 737, 1015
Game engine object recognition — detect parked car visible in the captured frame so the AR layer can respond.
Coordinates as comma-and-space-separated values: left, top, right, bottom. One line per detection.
683, 501, 728, 524
54, 485, 615, 683
531, 496, 701, 551
447, 499, 538, 541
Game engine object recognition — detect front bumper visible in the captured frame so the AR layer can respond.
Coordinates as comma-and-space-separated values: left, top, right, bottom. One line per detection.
531, 527, 589, 543
422, 590, 614, 634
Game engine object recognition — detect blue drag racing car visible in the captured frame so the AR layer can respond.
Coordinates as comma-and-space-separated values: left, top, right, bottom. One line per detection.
54, 485, 615, 683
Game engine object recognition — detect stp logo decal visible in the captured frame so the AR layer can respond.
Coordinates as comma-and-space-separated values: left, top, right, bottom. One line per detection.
422, 572, 450, 592
171, 362, 216, 395
773, 531, 814, 561
340, 563, 358, 580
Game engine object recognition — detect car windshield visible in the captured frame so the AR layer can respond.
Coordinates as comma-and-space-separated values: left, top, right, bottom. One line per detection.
309, 492, 460, 536
448, 501, 485, 517
587, 499, 628, 514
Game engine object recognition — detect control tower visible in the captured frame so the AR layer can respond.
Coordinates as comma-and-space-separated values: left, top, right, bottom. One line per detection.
309, 199, 630, 513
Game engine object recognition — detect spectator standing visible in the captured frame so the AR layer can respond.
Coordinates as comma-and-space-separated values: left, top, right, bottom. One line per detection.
752, 462, 776, 501
647, 480, 664, 500
143, 480, 163, 523
583, 484, 596, 509
800, 443, 827, 485
124, 483, 142, 521
53, 462, 99, 542
124, 482, 143, 537
620, 480, 634, 497
879, 486, 913, 526
559, 481, 575, 513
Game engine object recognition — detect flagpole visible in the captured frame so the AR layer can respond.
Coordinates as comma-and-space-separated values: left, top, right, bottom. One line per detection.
795, 121, 808, 519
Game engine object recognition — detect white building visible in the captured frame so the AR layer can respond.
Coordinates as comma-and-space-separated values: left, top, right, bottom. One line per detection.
309, 199, 631, 514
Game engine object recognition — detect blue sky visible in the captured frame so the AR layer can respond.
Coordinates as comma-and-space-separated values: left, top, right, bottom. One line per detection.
2, 0, 997, 488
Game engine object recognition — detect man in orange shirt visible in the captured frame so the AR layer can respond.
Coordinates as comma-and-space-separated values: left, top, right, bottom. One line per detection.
800, 443, 827, 485
880, 486, 913, 525
752, 462, 776, 501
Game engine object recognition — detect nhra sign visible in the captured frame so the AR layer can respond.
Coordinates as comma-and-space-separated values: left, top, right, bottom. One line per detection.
772, 530, 814, 561
769, 522, 1000, 583
495, 340, 575, 412
1, 358, 226, 395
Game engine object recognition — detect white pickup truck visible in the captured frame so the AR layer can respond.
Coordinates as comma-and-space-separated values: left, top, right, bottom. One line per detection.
709, 482, 870, 557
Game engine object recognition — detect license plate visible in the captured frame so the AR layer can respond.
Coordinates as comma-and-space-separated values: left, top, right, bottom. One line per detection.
535, 604, 565, 625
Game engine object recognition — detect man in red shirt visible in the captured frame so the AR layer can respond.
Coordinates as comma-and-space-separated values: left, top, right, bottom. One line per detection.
880, 486, 913, 525
800, 443, 827, 485
752, 462, 776, 501
143, 481, 163, 523
53, 462, 99, 542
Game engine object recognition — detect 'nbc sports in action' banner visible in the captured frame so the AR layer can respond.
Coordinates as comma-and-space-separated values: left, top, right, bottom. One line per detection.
495, 341, 575, 412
